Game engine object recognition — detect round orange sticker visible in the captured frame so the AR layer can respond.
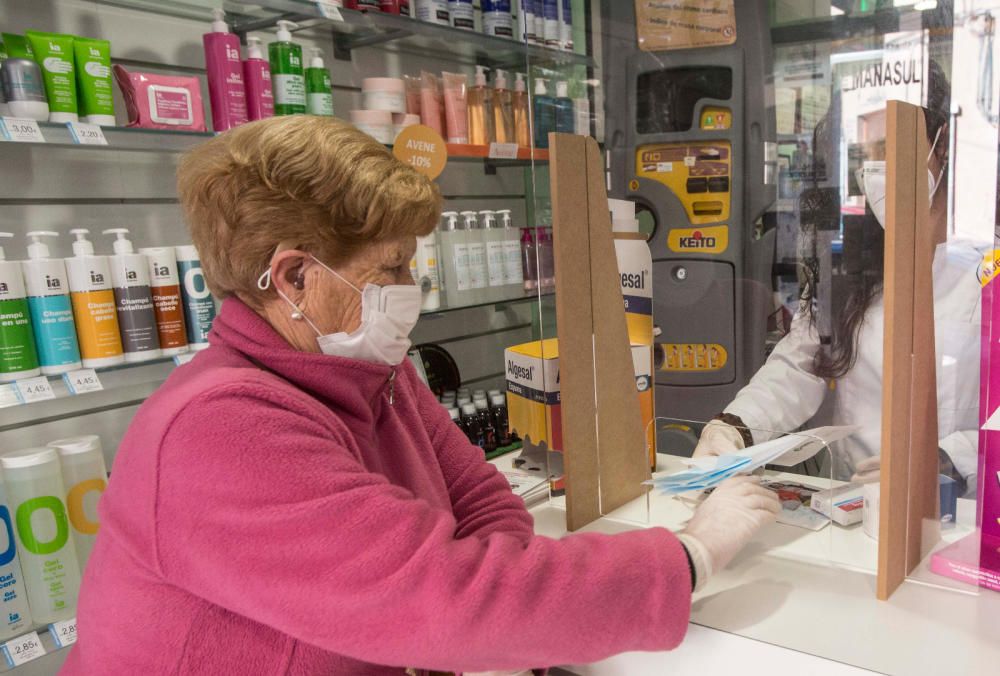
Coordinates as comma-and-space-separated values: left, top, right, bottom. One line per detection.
393, 125, 448, 180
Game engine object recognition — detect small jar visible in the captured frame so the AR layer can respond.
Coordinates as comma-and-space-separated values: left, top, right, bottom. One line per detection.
350, 110, 394, 144
361, 77, 407, 113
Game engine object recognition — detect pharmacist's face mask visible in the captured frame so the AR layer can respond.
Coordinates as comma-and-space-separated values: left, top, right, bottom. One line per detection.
856, 125, 945, 229
258, 255, 421, 366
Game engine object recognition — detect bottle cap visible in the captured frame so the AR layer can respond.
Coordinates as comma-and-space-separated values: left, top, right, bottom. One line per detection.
556, 80, 569, 98
48, 435, 102, 457
460, 211, 479, 229
488, 389, 501, 397
246, 36, 265, 60
102, 228, 134, 255
474, 65, 489, 87
497, 210, 513, 228
1, 447, 59, 470
440, 211, 460, 231
211, 7, 229, 33
514, 72, 526, 92
534, 78, 547, 95
69, 229, 95, 256
491, 393, 506, 406
475, 399, 488, 410
25, 231, 58, 260
494, 69, 508, 90
448, 408, 460, 421
461, 402, 477, 415
309, 47, 324, 69
275, 20, 298, 42
0, 232, 10, 261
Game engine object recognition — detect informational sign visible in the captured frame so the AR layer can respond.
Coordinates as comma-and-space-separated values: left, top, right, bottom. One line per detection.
392, 124, 448, 180
634, 0, 736, 52
488, 142, 520, 160
0, 117, 45, 143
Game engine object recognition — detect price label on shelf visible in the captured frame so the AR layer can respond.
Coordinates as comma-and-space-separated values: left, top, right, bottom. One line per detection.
315, 1, 344, 21
173, 352, 195, 366
0, 384, 21, 409
0, 117, 45, 143
66, 121, 108, 145
63, 369, 104, 395
14, 376, 56, 403
49, 619, 77, 648
488, 142, 520, 160
1, 631, 46, 667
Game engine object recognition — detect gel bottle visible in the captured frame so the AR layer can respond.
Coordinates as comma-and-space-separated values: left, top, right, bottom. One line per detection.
305, 48, 334, 116
22, 231, 81, 376
103, 229, 162, 363
65, 230, 124, 368
269, 20, 306, 116
0, 480, 33, 641
0, 233, 41, 382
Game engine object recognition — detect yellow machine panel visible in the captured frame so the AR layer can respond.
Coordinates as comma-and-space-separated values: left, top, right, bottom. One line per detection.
635, 141, 732, 224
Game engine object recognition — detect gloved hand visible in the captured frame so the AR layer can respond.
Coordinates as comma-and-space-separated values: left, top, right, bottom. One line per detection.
676, 476, 781, 590
851, 455, 881, 483
692, 419, 746, 458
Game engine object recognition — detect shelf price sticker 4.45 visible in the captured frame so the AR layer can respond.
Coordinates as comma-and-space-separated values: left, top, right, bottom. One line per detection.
0, 117, 45, 143
1, 631, 46, 667
393, 124, 448, 180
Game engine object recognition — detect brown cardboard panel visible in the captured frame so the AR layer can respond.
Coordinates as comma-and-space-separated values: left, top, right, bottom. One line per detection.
550, 133, 601, 530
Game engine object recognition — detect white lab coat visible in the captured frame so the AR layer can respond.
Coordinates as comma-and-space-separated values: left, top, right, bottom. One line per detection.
726, 240, 985, 495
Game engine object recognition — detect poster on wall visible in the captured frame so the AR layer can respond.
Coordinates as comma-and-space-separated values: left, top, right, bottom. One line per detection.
634, 0, 736, 52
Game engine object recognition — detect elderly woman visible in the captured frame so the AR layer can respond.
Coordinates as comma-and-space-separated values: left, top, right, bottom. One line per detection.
65, 116, 779, 675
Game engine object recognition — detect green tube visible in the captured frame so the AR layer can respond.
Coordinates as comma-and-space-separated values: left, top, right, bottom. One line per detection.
2, 33, 33, 59
25, 31, 78, 122
73, 37, 114, 126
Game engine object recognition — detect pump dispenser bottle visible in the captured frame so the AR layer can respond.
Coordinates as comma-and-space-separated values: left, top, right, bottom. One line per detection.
554, 80, 574, 133
467, 65, 494, 146
203, 8, 248, 132
512, 72, 530, 147
438, 211, 470, 307
305, 48, 334, 116
462, 211, 488, 302
22, 231, 81, 375
532, 78, 554, 148
497, 209, 523, 293
492, 69, 515, 144
243, 36, 274, 121
103, 229, 161, 362
269, 20, 306, 115
138, 247, 189, 357
0, 233, 41, 382
65, 230, 124, 368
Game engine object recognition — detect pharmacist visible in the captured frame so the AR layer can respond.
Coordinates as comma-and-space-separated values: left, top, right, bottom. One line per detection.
695, 91, 982, 497
65, 116, 780, 675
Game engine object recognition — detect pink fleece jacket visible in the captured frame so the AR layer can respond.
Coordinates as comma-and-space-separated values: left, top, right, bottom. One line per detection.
63, 298, 692, 675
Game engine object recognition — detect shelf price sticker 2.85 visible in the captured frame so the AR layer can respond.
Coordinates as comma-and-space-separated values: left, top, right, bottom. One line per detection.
393, 125, 447, 180
1, 631, 46, 667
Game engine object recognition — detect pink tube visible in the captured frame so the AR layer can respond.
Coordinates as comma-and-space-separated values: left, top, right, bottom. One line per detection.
419, 71, 443, 136
442, 71, 468, 144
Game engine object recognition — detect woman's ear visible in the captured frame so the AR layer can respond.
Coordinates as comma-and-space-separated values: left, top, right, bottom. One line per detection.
271, 249, 312, 299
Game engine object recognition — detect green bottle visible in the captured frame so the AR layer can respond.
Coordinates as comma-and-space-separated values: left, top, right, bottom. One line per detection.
268, 20, 305, 116
305, 48, 333, 116
0, 234, 41, 382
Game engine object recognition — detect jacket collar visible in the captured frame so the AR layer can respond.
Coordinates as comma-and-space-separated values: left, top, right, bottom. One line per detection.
208, 297, 394, 428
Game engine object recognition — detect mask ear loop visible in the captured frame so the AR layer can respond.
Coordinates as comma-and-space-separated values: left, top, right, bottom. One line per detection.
257, 262, 324, 337
309, 255, 363, 294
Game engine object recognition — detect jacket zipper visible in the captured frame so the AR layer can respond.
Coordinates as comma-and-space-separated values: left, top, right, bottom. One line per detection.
387, 368, 396, 405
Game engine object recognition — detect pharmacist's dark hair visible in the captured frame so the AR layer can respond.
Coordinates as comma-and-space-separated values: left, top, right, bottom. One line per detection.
806, 59, 950, 380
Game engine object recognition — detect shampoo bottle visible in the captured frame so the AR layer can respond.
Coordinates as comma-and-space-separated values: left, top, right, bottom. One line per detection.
242, 36, 274, 121
438, 211, 470, 307
175, 245, 216, 350
0, 479, 33, 640
138, 247, 189, 357
462, 211, 488, 302
497, 209, 524, 293
467, 65, 494, 146
269, 20, 306, 116
416, 232, 441, 312
22, 231, 81, 375
203, 8, 248, 132
1, 448, 81, 624
305, 48, 334, 116
492, 69, 515, 144
103, 229, 162, 362
48, 435, 108, 571
520, 226, 538, 292
532, 78, 554, 148
481, 210, 507, 301
537, 225, 555, 290
512, 72, 530, 147
65, 230, 124, 368
554, 80, 574, 133
0, 233, 41, 382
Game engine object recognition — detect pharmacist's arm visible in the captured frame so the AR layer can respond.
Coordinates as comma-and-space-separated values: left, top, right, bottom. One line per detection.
724, 311, 828, 443
155, 384, 693, 673
416, 375, 535, 545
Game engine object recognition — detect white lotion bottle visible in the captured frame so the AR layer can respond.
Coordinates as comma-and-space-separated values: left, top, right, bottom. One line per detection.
0, 477, 33, 641
416, 232, 441, 312
461, 211, 488, 305
497, 209, 523, 296
481, 209, 507, 302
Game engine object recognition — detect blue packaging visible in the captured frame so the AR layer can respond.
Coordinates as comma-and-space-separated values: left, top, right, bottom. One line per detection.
561, 0, 573, 50
518, 0, 535, 42
175, 247, 216, 348
448, 0, 474, 30
21, 248, 81, 375
543, 0, 559, 46
482, 0, 513, 38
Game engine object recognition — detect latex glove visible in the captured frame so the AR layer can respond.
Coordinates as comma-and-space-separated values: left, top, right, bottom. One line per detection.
851, 455, 881, 484
676, 476, 781, 590
692, 420, 746, 458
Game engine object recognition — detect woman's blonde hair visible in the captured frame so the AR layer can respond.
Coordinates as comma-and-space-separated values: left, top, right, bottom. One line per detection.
177, 115, 442, 306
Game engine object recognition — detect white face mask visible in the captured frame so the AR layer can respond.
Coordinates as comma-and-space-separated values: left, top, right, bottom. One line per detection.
856, 125, 945, 229
258, 255, 422, 366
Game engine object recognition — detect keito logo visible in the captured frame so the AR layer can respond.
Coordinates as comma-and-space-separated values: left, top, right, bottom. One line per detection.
679, 231, 716, 249
507, 360, 534, 381
668, 225, 729, 255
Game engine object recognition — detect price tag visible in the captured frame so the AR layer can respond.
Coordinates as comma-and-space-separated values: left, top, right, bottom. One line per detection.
488, 142, 520, 160
14, 377, 56, 403
63, 369, 104, 395
316, 1, 344, 20
1, 631, 46, 667
173, 352, 195, 366
0, 117, 45, 143
49, 619, 77, 648
66, 121, 108, 145
0, 384, 21, 409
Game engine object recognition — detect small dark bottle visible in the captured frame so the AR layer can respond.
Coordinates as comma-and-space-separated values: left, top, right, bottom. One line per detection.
461, 402, 484, 447
475, 399, 497, 453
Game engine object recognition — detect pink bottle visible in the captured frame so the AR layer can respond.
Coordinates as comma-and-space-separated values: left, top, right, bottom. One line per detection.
203, 8, 248, 132
242, 36, 274, 121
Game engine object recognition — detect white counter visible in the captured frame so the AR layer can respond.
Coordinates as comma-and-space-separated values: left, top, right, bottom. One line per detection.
510, 457, 1000, 676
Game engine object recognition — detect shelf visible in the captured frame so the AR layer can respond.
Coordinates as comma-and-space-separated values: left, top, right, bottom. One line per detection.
446, 144, 549, 164
87, 0, 593, 70
0, 123, 215, 153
